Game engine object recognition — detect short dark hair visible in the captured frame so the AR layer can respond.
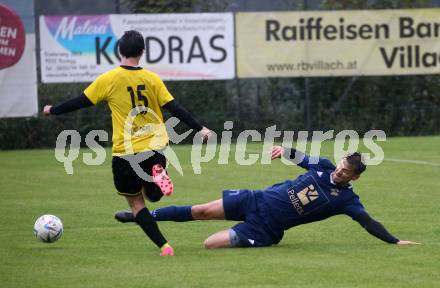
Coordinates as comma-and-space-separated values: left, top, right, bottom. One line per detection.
345, 152, 366, 175
118, 30, 145, 58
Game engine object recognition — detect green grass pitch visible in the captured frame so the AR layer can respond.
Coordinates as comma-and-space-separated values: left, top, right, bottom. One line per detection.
0, 136, 439, 287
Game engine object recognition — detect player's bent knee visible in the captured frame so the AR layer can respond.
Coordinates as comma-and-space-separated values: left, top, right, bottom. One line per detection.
203, 237, 221, 249
203, 238, 213, 249
203, 230, 232, 249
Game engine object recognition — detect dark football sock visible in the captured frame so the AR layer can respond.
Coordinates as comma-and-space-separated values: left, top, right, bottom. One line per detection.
135, 207, 168, 248
151, 206, 193, 222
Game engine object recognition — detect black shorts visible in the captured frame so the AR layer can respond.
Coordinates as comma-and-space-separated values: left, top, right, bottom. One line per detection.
112, 150, 166, 199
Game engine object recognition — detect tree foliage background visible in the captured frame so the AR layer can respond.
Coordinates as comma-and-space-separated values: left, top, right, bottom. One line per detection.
0, 0, 439, 149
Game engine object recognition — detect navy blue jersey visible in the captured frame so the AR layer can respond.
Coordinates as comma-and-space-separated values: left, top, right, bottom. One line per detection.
261, 152, 366, 231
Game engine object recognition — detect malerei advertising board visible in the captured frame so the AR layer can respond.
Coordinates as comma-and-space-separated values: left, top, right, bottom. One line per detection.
236, 9, 440, 77
39, 13, 235, 82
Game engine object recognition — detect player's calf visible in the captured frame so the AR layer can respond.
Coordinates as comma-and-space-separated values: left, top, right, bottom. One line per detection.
143, 185, 163, 202
191, 199, 225, 220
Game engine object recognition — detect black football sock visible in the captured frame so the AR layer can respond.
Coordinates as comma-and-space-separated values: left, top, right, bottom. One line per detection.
135, 207, 168, 248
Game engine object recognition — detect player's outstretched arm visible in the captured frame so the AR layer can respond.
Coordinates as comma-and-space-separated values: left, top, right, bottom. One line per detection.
353, 212, 420, 245
162, 100, 212, 142
271, 145, 323, 169
271, 145, 307, 165
43, 93, 94, 116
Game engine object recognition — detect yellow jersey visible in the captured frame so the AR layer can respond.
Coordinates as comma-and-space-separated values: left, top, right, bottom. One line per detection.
84, 66, 174, 156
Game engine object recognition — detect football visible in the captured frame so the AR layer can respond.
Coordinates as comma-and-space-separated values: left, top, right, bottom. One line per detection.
33, 214, 63, 243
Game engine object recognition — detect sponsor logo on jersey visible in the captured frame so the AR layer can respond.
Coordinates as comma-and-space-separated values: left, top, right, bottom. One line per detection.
297, 185, 319, 205
330, 188, 340, 197
287, 185, 319, 215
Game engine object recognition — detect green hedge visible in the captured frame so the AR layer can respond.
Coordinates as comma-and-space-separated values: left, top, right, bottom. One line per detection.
1, 75, 438, 150
1, 0, 439, 149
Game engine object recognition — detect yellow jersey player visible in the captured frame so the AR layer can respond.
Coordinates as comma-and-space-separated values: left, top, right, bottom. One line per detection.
43, 30, 211, 256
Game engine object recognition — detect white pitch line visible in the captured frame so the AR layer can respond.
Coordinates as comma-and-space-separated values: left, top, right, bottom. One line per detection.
227, 148, 440, 167
384, 158, 440, 167
239, 149, 440, 167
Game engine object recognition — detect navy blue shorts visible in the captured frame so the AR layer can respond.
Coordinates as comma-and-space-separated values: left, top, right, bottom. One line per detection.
223, 189, 282, 247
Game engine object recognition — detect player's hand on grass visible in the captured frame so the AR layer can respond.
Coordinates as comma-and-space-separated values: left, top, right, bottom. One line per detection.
43, 105, 52, 115
200, 127, 212, 143
271, 146, 284, 159
397, 240, 421, 245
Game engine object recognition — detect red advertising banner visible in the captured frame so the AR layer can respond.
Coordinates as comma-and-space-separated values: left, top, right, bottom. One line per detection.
0, 3, 37, 118
0, 4, 25, 69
